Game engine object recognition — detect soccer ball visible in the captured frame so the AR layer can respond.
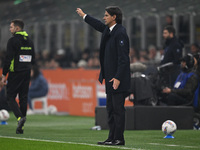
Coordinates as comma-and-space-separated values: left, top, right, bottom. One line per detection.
48, 105, 57, 115
0, 109, 10, 121
162, 120, 177, 135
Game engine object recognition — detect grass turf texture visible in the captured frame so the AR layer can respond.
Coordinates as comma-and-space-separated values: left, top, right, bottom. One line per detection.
0, 113, 200, 150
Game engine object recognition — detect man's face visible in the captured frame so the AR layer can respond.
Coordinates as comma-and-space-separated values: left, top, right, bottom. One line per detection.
163, 29, 171, 40
181, 61, 186, 68
10, 22, 17, 35
103, 11, 116, 27
191, 45, 198, 54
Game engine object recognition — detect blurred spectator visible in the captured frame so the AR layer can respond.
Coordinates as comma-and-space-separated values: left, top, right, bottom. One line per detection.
129, 47, 137, 63
148, 45, 157, 60
42, 50, 51, 62
55, 49, 67, 67
70, 61, 77, 68
139, 50, 149, 63
93, 57, 100, 68
147, 45, 160, 65
162, 54, 199, 106
81, 48, 90, 61
34, 52, 43, 68
92, 49, 100, 58
190, 43, 200, 55
46, 58, 59, 69
139, 55, 149, 63
131, 56, 139, 63
87, 57, 94, 68
165, 15, 173, 26
161, 25, 183, 65
40, 50, 52, 68
139, 50, 147, 57
77, 59, 87, 68
55, 48, 73, 68
158, 48, 165, 57
27, 65, 48, 115
161, 25, 183, 87
87, 56, 100, 69
77, 48, 90, 68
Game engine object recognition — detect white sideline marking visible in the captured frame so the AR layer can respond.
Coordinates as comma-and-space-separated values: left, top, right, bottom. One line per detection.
149, 143, 199, 149
0, 135, 144, 150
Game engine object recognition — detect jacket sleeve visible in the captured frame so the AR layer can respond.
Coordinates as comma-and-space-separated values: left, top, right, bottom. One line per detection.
114, 30, 130, 81
171, 74, 198, 97
3, 38, 16, 76
85, 15, 106, 33
172, 43, 182, 64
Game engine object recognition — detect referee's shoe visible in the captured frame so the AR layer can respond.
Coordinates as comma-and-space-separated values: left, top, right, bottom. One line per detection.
16, 117, 26, 134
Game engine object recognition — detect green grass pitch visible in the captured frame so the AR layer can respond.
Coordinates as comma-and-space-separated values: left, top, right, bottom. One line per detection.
0, 113, 200, 150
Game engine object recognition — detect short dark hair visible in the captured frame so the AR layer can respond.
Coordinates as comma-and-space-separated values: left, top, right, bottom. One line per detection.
105, 6, 122, 24
192, 43, 200, 50
164, 25, 175, 36
11, 19, 24, 29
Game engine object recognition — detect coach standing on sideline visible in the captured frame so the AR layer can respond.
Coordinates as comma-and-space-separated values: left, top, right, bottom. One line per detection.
76, 7, 130, 146
0, 19, 35, 134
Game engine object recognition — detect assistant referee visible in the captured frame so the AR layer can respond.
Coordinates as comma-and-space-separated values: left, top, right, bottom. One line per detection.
1, 19, 35, 134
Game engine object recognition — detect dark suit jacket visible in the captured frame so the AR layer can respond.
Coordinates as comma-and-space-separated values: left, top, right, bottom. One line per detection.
161, 37, 183, 65
85, 15, 130, 94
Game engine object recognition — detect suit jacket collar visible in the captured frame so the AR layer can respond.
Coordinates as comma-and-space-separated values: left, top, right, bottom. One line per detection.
100, 24, 122, 53
109, 23, 117, 32
110, 24, 121, 36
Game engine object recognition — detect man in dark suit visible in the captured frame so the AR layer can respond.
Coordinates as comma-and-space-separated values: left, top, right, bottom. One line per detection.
77, 6, 130, 145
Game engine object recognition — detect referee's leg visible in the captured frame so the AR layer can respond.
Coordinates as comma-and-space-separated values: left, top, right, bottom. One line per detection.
18, 70, 31, 117
6, 73, 24, 118
7, 95, 23, 118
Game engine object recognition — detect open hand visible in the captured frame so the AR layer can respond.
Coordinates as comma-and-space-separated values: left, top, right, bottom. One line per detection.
109, 78, 120, 90
0, 76, 7, 86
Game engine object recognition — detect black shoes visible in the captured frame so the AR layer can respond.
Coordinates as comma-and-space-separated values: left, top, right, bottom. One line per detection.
16, 127, 24, 134
16, 117, 26, 134
98, 139, 125, 146
97, 139, 113, 145
109, 140, 125, 146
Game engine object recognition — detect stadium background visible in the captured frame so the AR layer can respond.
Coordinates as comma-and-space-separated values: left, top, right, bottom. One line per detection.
0, 0, 200, 54
0, 0, 200, 116
0, 1, 200, 150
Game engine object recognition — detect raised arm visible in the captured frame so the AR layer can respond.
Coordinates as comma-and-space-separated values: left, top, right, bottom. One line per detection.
76, 8, 106, 33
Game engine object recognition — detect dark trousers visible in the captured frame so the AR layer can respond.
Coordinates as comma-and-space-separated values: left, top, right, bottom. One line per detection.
106, 93, 126, 141
166, 93, 190, 105
6, 70, 31, 118
161, 65, 181, 88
